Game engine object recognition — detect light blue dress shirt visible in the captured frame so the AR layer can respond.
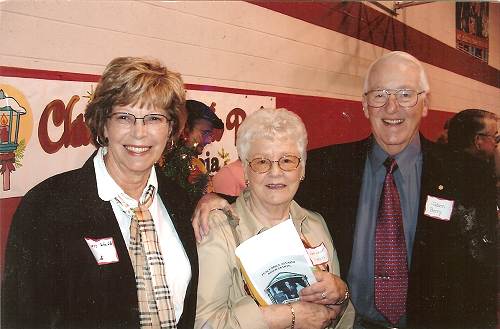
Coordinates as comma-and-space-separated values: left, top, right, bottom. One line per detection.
347, 136, 423, 327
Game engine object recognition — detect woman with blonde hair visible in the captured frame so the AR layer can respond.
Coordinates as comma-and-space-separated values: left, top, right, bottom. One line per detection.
3, 57, 198, 328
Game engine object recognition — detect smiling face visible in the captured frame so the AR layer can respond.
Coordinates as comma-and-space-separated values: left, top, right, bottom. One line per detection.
362, 57, 428, 155
245, 138, 304, 211
104, 104, 171, 186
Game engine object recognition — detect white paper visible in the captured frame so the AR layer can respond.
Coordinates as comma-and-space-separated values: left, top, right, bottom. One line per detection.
235, 219, 316, 305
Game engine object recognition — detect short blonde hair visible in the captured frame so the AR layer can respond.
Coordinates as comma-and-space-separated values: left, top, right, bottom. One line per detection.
85, 56, 186, 146
236, 108, 308, 166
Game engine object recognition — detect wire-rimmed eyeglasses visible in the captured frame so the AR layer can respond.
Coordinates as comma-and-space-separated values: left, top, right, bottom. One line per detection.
477, 133, 500, 144
247, 155, 301, 173
107, 112, 171, 128
364, 89, 425, 108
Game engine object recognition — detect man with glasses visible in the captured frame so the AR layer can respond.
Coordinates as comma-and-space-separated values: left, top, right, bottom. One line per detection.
297, 51, 496, 329
447, 108, 499, 226
447, 109, 498, 163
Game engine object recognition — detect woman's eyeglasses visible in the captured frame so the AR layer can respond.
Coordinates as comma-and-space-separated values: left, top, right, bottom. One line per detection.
247, 155, 301, 173
107, 112, 171, 128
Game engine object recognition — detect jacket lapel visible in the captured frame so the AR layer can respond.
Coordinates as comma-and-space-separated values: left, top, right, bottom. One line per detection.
75, 153, 133, 270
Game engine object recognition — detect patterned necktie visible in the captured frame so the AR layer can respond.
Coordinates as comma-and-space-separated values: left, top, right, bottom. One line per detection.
121, 186, 177, 328
374, 158, 408, 325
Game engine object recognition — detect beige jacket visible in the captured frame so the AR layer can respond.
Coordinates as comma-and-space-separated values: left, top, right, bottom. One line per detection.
195, 190, 354, 329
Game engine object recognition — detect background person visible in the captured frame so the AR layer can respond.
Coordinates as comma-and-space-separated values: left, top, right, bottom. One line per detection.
447, 108, 498, 212
447, 108, 498, 163
447, 109, 499, 256
181, 100, 224, 156
195, 108, 354, 329
161, 99, 224, 200
2, 57, 198, 329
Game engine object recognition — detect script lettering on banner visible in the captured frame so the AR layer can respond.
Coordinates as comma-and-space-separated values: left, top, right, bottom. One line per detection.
39, 95, 91, 154
0, 76, 275, 199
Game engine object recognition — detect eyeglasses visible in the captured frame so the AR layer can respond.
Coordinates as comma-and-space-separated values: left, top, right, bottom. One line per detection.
247, 155, 301, 173
364, 89, 425, 108
477, 133, 500, 144
107, 112, 171, 128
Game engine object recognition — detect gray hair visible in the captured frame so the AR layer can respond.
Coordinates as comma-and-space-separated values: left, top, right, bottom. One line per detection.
363, 51, 430, 93
236, 108, 308, 167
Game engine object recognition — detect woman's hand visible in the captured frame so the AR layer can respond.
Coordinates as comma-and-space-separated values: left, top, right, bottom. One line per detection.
191, 192, 230, 242
293, 302, 339, 329
261, 302, 338, 329
299, 270, 349, 306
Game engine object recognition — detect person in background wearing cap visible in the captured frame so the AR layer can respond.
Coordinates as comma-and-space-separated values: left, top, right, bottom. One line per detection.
182, 99, 224, 156
160, 99, 224, 201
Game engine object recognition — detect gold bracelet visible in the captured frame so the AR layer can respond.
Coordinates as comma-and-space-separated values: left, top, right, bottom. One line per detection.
288, 303, 296, 329
333, 286, 350, 305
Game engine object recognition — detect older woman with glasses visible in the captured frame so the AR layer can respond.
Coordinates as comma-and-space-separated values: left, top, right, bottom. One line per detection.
2, 57, 198, 328
195, 108, 354, 329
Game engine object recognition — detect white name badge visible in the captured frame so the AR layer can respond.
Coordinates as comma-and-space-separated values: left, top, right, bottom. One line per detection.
85, 237, 120, 265
306, 243, 329, 265
424, 195, 454, 221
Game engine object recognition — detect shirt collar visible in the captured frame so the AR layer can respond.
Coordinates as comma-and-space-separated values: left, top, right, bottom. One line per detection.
93, 147, 158, 206
234, 189, 309, 241
369, 134, 422, 177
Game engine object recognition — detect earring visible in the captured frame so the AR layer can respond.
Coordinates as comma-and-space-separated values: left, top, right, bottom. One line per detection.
165, 139, 175, 152
96, 135, 106, 147
156, 154, 166, 167
300, 176, 305, 181
245, 179, 249, 187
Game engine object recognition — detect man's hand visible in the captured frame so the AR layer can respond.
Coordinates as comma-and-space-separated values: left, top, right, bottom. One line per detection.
191, 192, 229, 242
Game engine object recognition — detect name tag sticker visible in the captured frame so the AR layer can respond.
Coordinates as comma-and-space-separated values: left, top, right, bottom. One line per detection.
306, 243, 329, 265
85, 237, 119, 265
424, 195, 454, 221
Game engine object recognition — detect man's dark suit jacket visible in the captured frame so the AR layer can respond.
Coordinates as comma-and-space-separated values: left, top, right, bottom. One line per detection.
2, 154, 199, 329
295, 135, 497, 329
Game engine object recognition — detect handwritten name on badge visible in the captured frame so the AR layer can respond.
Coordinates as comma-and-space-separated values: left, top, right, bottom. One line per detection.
306, 243, 329, 266
85, 237, 119, 265
424, 195, 454, 221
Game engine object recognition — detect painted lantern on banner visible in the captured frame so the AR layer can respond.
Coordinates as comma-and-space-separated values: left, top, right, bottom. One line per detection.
0, 90, 27, 191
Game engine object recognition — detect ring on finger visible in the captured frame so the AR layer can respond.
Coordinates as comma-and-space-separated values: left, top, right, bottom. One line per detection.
321, 291, 327, 299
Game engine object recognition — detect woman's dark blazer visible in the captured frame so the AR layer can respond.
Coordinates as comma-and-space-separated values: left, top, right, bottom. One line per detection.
2, 153, 198, 329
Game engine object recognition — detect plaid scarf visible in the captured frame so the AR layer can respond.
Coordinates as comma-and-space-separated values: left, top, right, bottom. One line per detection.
116, 186, 177, 328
